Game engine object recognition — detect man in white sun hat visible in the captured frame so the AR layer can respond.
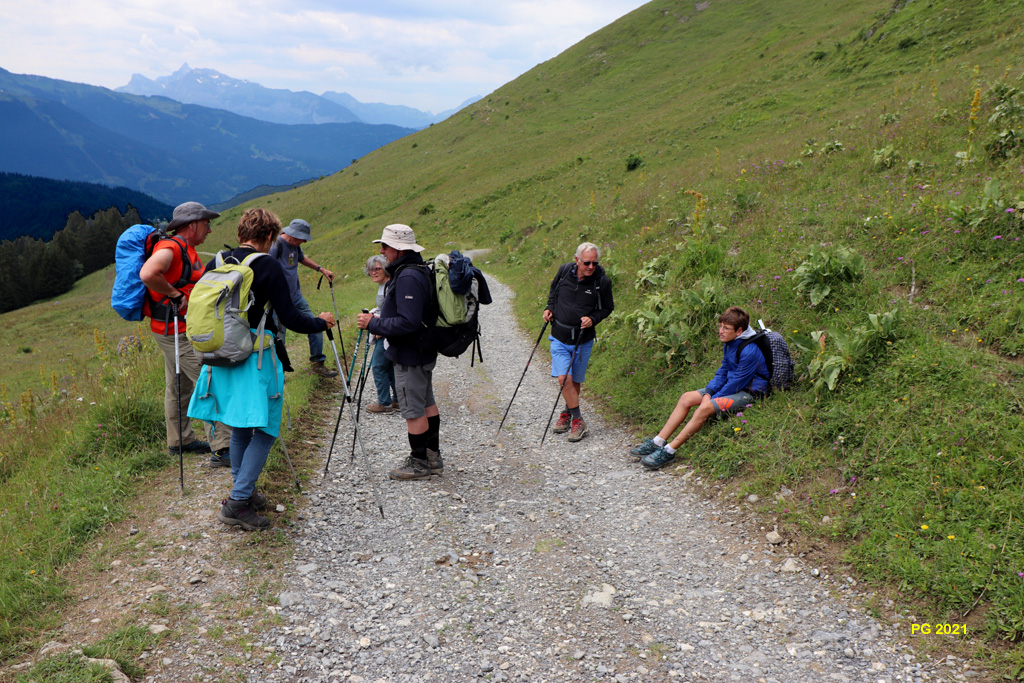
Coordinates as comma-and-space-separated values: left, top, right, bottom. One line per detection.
356, 224, 443, 481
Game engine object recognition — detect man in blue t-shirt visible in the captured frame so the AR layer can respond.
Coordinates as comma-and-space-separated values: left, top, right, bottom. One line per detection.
630, 306, 768, 470
268, 219, 338, 378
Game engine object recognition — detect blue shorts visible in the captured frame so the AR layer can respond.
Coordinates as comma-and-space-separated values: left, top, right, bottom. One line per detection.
549, 337, 594, 382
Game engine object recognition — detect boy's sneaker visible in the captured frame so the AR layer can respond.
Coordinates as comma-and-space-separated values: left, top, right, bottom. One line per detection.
552, 411, 572, 434
388, 455, 431, 481
218, 498, 269, 531
568, 417, 588, 442
366, 402, 393, 414
209, 448, 231, 468
169, 439, 210, 455
640, 447, 676, 470
425, 448, 444, 475
629, 438, 660, 460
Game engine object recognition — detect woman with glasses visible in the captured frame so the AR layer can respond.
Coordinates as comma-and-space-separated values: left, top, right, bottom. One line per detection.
364, 254, 399, 413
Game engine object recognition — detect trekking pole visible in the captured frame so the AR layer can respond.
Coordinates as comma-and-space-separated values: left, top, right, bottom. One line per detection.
172, 302, 184, 494
318, 275, 347, 374
323, 326, 385, 519
351, 314, 372, 461
540, 330, 583, 446
347, 328, 364, 384
280, 403, 301, 492
496, 320, 548, 436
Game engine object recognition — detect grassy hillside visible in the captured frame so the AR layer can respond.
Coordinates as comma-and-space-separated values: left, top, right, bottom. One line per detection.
2, 0, 1023, 675
221, 0, 1024, 671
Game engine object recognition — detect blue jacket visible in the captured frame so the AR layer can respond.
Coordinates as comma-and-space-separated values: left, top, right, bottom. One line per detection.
704, 335, 769, 398
366, 251, 437, 366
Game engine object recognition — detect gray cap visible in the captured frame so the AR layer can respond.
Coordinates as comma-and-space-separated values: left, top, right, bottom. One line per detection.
167, 201, 219, 232
283, 218, 313, 242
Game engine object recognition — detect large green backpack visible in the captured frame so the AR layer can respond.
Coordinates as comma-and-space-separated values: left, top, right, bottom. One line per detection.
186, 252, 271, 366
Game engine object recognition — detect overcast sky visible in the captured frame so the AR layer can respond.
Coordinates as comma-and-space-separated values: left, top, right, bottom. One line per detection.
1, 0, 648, 113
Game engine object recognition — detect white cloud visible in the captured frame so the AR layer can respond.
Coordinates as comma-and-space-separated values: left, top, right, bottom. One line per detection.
0, 0, 648, 111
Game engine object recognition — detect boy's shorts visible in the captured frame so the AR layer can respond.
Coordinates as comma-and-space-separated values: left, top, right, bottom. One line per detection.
549, 337, 595, 382
697, 389, 755, 419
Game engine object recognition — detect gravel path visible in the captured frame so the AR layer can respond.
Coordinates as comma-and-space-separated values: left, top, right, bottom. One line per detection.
253, 277, 972, 683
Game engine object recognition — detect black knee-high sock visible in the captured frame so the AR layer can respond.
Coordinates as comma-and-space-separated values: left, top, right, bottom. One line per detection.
426, 414, 440, 452
407, 430, 428, 457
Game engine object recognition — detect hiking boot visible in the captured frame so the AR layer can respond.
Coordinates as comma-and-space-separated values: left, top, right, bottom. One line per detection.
209, 448, 231, 468
310, 361, 339, 378
250, 490, 267, 511
629, 438, 660, 460
425, 448, 444, 475
640, 447, 676, 470
552, 411, 572, 434
366, 402, 393, 414
169, 439, 210, 455
388, 455, 431, 481
568, 417, 588, 442
218, 498, 270, 531
391, 401, 400, 410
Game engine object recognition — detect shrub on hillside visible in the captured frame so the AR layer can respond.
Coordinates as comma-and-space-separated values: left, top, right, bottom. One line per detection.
791, 244, 865, 307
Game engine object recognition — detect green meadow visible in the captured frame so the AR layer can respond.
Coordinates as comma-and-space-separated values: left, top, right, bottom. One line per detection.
2, 0, 1022, 677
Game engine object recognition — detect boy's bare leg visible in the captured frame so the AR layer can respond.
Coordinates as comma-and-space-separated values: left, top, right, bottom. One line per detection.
657, 390, 705, 442
669, 394, 716, 449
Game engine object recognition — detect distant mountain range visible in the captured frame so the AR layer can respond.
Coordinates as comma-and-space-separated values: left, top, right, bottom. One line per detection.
0, 67, 415, 206
117, 64, 475, 128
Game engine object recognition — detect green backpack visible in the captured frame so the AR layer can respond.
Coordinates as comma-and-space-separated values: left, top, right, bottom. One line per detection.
186, 252, 271, 367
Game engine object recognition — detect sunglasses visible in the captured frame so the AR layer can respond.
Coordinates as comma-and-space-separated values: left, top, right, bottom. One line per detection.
578, 260, 599, 267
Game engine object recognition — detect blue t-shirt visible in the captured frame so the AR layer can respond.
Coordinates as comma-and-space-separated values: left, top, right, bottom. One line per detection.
269, 236, 304, 304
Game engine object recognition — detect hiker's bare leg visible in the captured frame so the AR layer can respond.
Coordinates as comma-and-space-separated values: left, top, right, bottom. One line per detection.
669, 394, 716, 449
558, 376, 582, 410
656, 390, 704, 442
406, 403, 439, 435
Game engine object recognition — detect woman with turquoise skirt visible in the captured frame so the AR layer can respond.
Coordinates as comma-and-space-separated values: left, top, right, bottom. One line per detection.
188, 208, 336, 531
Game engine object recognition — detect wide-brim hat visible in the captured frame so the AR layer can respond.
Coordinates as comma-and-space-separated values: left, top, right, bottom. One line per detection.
372, 224, 424, 252
283, 218, 313, 242
167, 201, 220, 232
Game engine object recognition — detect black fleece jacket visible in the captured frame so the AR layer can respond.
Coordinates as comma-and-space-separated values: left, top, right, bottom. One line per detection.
545, 262, 614, 344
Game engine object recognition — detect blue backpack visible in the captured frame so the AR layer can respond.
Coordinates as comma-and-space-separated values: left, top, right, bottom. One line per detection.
111, 224, 190, 322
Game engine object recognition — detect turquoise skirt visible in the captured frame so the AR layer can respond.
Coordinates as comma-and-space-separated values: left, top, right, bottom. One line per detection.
187, 333, 284, 438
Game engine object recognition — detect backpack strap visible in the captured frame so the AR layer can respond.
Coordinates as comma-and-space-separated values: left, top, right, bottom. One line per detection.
736, 332, 773, 385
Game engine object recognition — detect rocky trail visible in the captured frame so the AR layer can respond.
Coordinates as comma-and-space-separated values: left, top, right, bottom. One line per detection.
7, 277, 977, 683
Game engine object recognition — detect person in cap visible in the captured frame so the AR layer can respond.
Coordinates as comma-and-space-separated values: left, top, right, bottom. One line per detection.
356, 224, 442, 480
268, 219, 338, 378
140, 201, 232, 464
543, 242, 614, 443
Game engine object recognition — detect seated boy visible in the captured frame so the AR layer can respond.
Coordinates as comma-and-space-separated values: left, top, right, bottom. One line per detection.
631, 306, 768, 470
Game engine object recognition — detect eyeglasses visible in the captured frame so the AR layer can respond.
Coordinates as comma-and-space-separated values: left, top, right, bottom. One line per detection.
370, 267, 383, 272
718, 324, 736, 331
578, 260, 599, 267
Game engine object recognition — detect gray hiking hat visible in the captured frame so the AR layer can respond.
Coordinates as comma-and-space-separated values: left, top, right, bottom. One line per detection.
167, 201, 220, 232
373, 224, 424, 252
283, 218, 313, 242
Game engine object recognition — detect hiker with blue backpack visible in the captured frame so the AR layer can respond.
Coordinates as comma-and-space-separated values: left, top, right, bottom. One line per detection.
186, 208, 336, 531
356, 224, 443, 481
543, 242, 614, 443
138, 201, 232, 463
630, 306, 784, 470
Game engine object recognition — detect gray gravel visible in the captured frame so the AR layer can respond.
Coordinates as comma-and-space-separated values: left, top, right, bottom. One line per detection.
255, 277, 971, 683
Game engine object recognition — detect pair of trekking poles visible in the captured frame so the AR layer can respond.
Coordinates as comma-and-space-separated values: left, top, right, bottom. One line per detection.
496, 319, 584, 446
317, 276, 386, 519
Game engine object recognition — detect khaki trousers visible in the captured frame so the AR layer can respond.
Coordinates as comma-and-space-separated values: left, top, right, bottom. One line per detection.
152, 331, 231, 450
